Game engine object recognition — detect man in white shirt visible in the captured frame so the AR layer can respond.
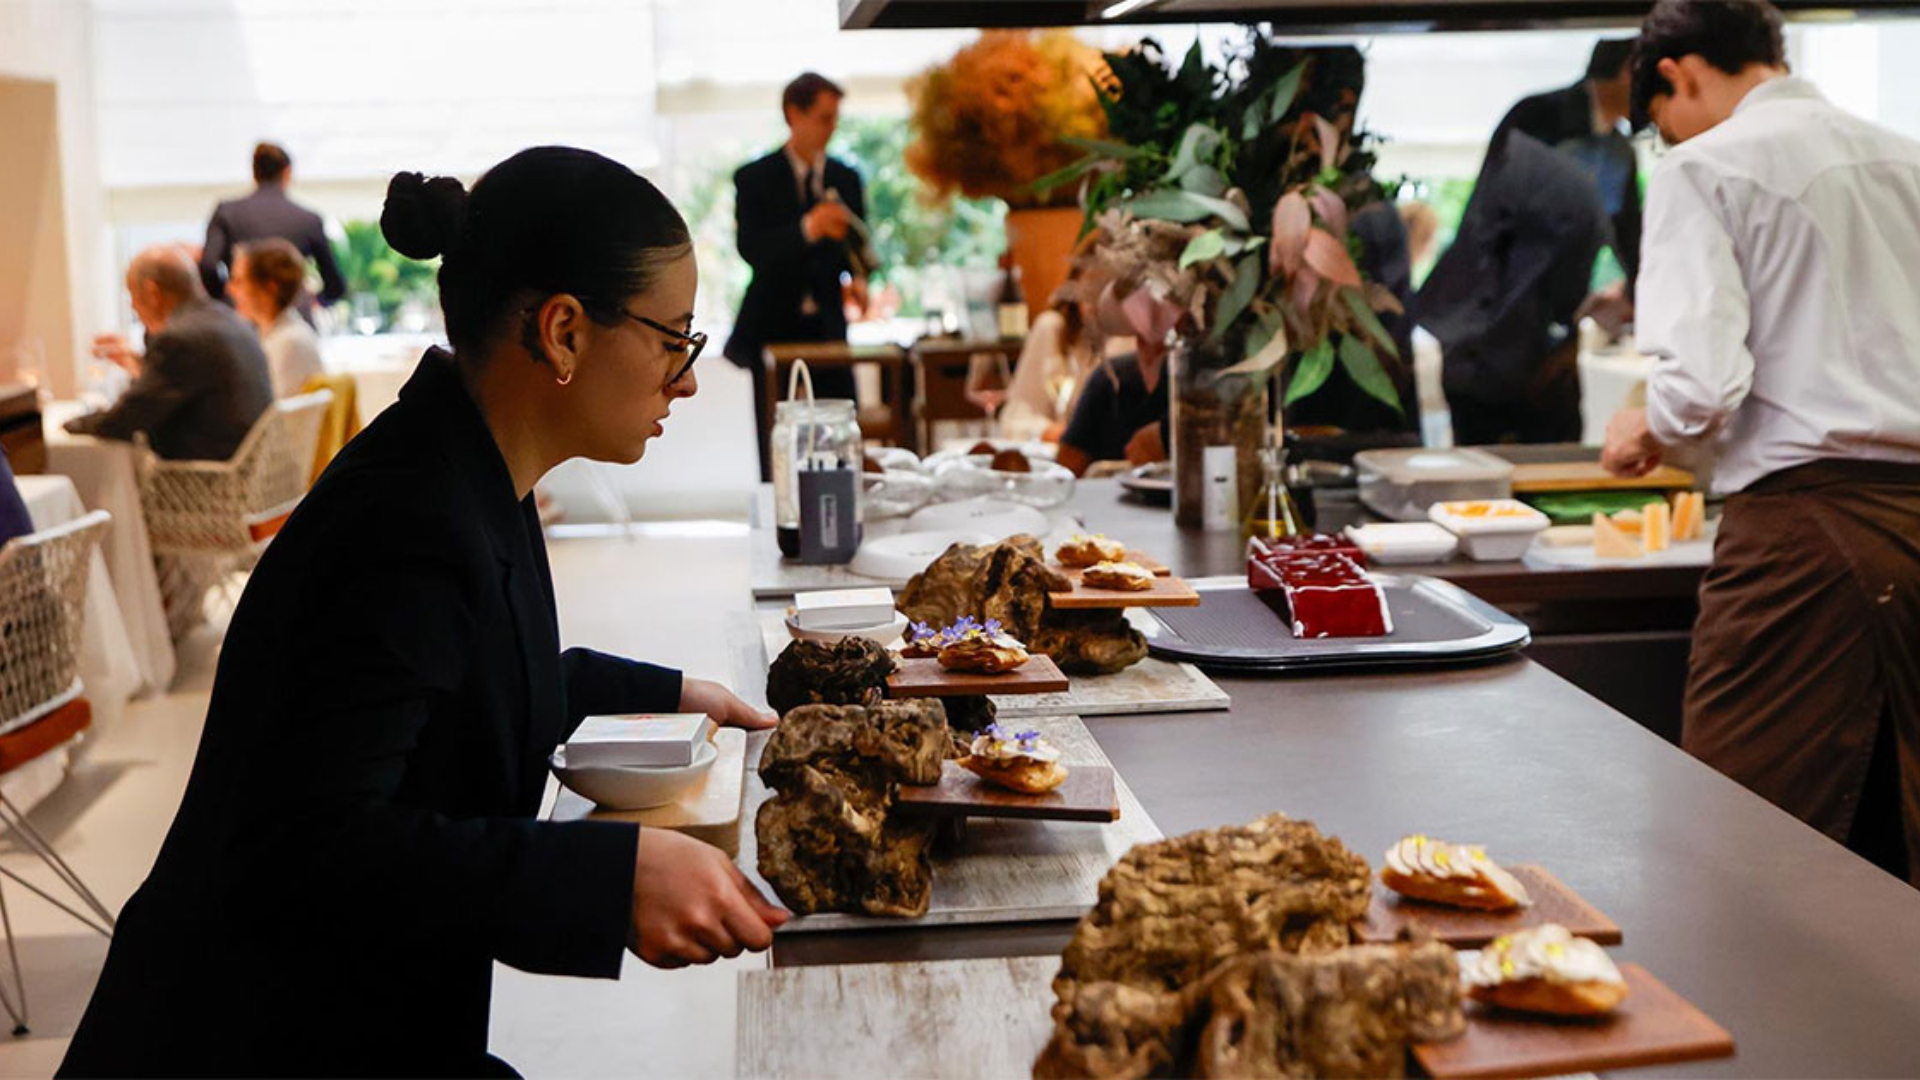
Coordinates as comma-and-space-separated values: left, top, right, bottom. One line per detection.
1604, 0, 1920, 885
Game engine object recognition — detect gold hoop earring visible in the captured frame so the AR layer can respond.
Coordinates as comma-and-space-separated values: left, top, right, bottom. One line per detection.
555, 369, 574, 387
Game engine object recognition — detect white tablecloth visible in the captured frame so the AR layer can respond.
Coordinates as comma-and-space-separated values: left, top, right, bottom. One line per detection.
10, 474, 143, 810
42, 400, 177, 693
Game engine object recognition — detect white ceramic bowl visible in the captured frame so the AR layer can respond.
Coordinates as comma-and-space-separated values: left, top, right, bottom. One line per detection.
550, 740, 718, 810
784, 609, 908, 647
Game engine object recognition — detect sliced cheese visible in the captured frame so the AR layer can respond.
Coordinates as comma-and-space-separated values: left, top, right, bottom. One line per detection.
1593, 512, 1643, 559
1643, 500, 1672, 553
1672, 491, 1704, 542
1611, 508, 1645, 530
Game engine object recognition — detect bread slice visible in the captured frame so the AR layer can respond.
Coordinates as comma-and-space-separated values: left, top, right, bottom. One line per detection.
960, 754, 1069, 794
1470, 976, 1629, 1017
1642, 499, 1671, 553
1592, 513, 1642, 559
1672, 491, 1705, 542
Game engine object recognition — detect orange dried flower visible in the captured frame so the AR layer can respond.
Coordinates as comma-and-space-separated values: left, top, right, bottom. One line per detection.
906, 30, 1110, 209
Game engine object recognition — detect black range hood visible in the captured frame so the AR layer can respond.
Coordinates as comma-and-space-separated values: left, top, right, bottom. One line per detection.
840, 0, 1920, 33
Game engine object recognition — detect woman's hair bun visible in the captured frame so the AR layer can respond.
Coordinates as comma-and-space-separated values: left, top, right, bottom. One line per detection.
381, 171, 469, 260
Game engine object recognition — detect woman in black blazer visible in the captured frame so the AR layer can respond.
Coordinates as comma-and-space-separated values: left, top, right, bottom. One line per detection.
60, 147, 786, 1077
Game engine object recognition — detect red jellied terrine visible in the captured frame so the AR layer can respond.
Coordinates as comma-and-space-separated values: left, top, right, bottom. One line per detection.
1270, 551, 1393, 638
1247, 533, 1367, 592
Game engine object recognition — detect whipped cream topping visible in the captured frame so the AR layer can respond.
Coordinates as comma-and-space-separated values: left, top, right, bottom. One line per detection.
969, 724, 1061, 765
1384, 835, 1532, 906
1464, 924, 1624, 989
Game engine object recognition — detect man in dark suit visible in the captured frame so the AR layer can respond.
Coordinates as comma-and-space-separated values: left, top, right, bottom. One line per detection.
724, 72, 871, 480
1418, 134, 1609, 445
1490, 38, 1642, 309
68, 246, 273, 461
199, 142, 348, 308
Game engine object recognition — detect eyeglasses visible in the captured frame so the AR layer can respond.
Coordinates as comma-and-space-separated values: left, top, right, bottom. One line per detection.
619, 310, 706, 386
518, 302, 706, 386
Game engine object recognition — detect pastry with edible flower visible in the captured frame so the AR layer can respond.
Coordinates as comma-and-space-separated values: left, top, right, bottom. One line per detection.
930, 616, 1032, 674
1056, 533, 1128, 568
1464, 924, 1628, 1016
959, 723, 1069, 794
1380, 834, 1532, 911
1081, 560, 1155, 592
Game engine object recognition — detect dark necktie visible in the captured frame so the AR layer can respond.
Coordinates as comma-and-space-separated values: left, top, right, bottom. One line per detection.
800, 166, 818, 210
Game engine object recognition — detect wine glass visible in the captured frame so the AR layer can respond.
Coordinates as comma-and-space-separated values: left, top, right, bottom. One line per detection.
964, 351, 1011, 438
351, 293, 383, 336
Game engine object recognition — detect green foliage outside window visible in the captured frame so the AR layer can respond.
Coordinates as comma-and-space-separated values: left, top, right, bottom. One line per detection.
332, 220, 438, 327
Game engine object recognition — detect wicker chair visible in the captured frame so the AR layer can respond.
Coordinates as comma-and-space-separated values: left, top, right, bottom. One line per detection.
140, 390, 333, 636
0, 509, 114, 1034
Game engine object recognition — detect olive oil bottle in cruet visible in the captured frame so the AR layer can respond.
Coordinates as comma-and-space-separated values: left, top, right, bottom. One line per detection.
1244, 438, 1305, 540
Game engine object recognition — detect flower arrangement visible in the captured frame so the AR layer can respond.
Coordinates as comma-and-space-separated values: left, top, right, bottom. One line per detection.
1035, 35, 1404, 414
905, 30, 1113, 210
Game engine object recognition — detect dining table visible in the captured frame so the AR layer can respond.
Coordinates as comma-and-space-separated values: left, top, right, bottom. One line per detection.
41, 400, 176, 694
657, 478, 1920, 1078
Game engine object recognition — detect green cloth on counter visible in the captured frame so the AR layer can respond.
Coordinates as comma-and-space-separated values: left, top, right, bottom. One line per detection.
1523, 490, 1669, 525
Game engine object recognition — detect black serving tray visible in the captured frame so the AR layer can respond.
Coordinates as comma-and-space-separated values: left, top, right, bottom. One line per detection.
1142, 574, 1530, 671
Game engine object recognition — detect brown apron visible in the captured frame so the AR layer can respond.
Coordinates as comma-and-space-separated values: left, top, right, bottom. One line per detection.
1685, 458, 1920, 886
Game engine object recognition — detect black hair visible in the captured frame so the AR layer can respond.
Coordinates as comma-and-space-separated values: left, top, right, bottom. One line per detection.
1631, 0, 1786, 128
253, 142, 291, 184
1586, 38, 1635, 82
379, 146, 691, 360
782, 72, 845, 119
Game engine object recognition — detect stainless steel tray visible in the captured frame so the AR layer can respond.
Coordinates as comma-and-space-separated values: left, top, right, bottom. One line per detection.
1142, 574, 1530, 671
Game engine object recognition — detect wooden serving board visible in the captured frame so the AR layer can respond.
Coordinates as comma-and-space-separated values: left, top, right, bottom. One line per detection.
737, 714, 1162, 933
1361, 864, 1621, 948
549, 728, 747, 857
1511, 462, 1696, 493
738, 956, 1058, 1080
1049, 572, 1201, 609
1052, 549, 1170, 576
757, 610, 1230, 718
887, 654, 1070, 698
895, 761, 1119, 823
1413, 963, 1735, 1078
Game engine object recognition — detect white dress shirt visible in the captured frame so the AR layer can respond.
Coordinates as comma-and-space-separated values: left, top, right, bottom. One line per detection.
1636, 76, 1920, 493
261, 307, 323, 399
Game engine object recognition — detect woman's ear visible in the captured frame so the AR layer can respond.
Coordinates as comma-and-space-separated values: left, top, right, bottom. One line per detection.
532, 294, 589, 382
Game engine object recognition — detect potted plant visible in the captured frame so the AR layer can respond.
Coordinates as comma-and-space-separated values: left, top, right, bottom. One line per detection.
905, 30, 1111, 324
1035, 34, 1408, 529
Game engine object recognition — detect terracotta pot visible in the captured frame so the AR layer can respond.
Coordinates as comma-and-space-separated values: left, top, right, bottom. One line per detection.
1004, 206, 1083, 326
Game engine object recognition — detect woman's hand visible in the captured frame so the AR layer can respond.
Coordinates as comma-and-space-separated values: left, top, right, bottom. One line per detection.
629, 829, 789, 968
680, 677, 777, 730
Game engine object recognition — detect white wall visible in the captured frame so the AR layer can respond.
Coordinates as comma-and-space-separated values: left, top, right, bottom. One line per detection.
0, 0, 106, 396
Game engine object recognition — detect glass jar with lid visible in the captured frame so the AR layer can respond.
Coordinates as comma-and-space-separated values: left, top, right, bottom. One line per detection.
771, 397, 864, 558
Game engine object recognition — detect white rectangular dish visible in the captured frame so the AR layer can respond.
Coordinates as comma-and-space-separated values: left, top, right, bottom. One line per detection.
1428, 499, 1551, 561
1343, 522, 1459, 565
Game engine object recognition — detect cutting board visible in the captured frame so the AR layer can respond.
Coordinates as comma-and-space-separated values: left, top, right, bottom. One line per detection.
738, 955, 1734, 1080
1049, 572, 1201, 609
1413, 963, 1735, 1078
738, 956, 1058, 1080
737, 714, 1161, 933
1510, 462, 1695, 493
895, 761, 1119, 823
549, 728, 746, 856
887, 654, 1070, 697
1360, 864, 1622, 948
756, 610, 1230, 718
